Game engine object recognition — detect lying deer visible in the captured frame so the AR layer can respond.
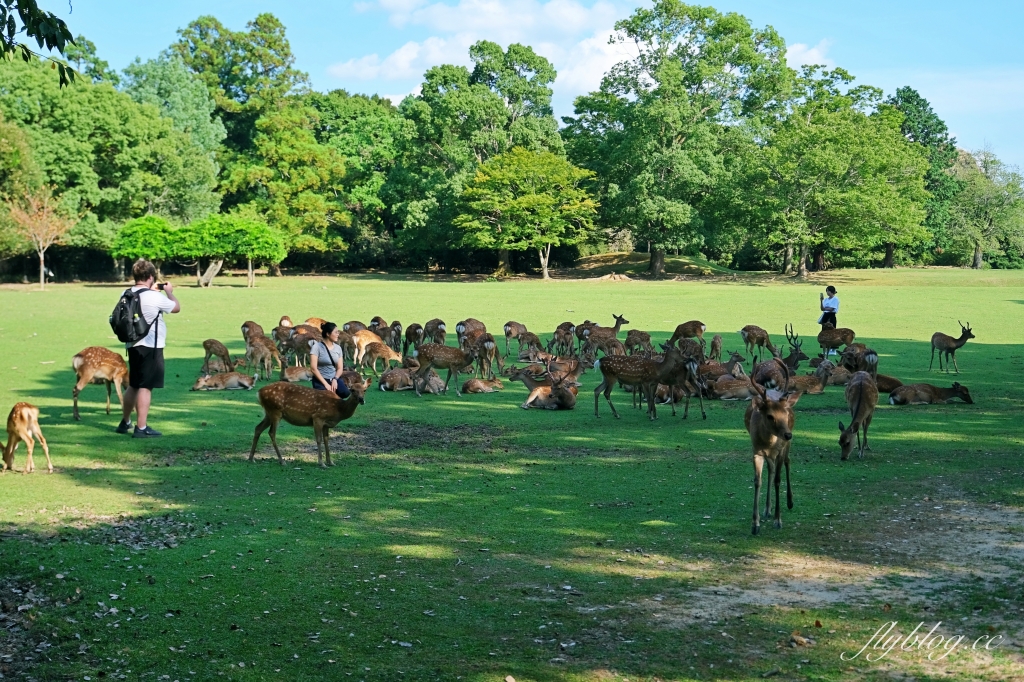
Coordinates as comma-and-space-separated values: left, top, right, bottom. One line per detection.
930, 321, 975, 374
708, 376, 757, 401
202, 339, 234, 375
788, 361, 834, 395
839, 371, 878, 460
699, 350, 746, 381
280, 366, 313, 383
411, 343, 477, 396
508, 362, 578, 410
250, 381, 366, 467
745, 372, 802, 535
379, 367, 445, 393
72, 346, 128, 421
191, 373, 257, 391
889, 382, 973, 405
3, 402, 52, 474
462, 377, 504, 394
875, 374, 903, 393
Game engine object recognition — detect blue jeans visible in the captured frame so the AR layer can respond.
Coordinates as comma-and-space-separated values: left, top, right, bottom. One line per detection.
312, 377, 351, 398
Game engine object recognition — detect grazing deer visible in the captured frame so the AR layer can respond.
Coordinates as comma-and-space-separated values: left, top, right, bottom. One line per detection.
471, 333, 502, 380
574, 320, 598, 353
594, 345, 685, 420
250, 336, 283, 379
462, 377, 504, 394
667, 320, 707, 349
548, 325, 576, 357
403, 323, 425, 355
840, 347, 878, 379
423, 319, 447, 345
191, 372, 257, 391
343, 320, 367, 333
508, 362, 578, 410
516, 331, 543, 356
241, 320, 265, 366
411, 343, 477, 397
739, 325, 776, 364
3, 402, 52, 474
352, 330, 383, 365
360, 342, 401, 377
746, 380, 801, 535
503, 321, 528, 357
875, 374, 903, 393
280, 366, 313, 383
202, 339, 234, 375
624, 329, 653, 355
930, 321, 974, 373
249, 381, 366, 467
278, 316, 294, 328
386, 321, 403, 353
657, 349, 707, 420
708, 334, 723, 362
889, 382, 973, 405
304, 317, 327, 329
839, 371, 879, 460
456, 318, 486, 344
72, 346, 128, 421
817, 322, 856, 356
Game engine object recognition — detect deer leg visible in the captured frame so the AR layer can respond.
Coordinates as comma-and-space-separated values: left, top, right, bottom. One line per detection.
695, 383, 707, 420
34, 428, 52, 473
113, 378, 125, 412
594, 381, 605, 417
453, 368, 463, 397
762, 459, 774, 520
23, 436, 33, 474
323, 425, 333, 467
72, 384, 83, 421
105, 381, 112, 415
773, 460, 783, 529
249, 416, 272, 462
929, 345, 935, 371
752, 454, 764, 535
951, 351, 960, 374
313, 422, 325, 468
202, 350, 211, 375
646, 384, 658, 421
605, 381, 621, 419
862, 414, 873, 453
784, 453, 793, 510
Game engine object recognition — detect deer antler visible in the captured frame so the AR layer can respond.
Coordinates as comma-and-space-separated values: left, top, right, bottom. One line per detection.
774, 357, 790, 394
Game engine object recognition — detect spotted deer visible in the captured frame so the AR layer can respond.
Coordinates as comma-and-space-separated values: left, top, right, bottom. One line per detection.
667, 320, 707, 350
72, 346, 128, 421
190, 372, 257, 391
593, 345, 686, 420
403, 323, 425, 356
411, 343, 477, 397
3, 402, 52, 474
739, 325, 776, 364
202, 339, 234, 375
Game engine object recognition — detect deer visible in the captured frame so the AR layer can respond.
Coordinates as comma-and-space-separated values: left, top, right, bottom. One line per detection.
781, 324, 810, 372
411, 343, 478, 397
508, 362, 578, 410
708, 334, 723, 362
456, 318, 486, 345
840, 347, 878, 379
583, 314, 629, 348
548, 322, 575, 356
403, 323, 425, 355
930, 321, 975, 374
191, 372, 257, 391
827, 366, 853, 386
280, 366, 313, 383
72, 346, 128, 421
739, 325, 776, 365
386, 321, 403, 353
889, 382, 973, 405
624, 329, 653, 355
516, 331, 544, 356
343, 320, 367, 333
817, 322, 856, 356
699, 350, 746, 381
202, 339, 234, 375
352, 330, 384, 365
875, 374, 903, 393
3, 402, 52, 474
204, 356, 247, 374
788, 361, 834, 395
304, 317, 327, 329
593, 345, 686, 420
278, 315, 294, 328
503, 321, 528, 357
462, 377, 504, 394
360, 342, 401, 377
655, 349, 707, 420
241, 320, 265, 367
574, 320, 598, 353
746, 376, 802, 535
249, 335, 283, 380
667, 320, 707, 350
838, 371, 879, 460
380, 367, 445, 393
708, 375, 757, 401
249, 381, 366, 467
423, 318, 447, 345
340, 370, 373, 392
368, 316, 388, 332
471, 333, 502, 380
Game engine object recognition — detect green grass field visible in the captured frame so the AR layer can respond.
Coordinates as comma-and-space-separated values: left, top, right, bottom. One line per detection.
0, 269, 1022, 682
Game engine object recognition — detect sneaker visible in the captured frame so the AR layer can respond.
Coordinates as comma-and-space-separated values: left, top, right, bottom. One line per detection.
132, 426, 163, 439
115, 419, 133, 434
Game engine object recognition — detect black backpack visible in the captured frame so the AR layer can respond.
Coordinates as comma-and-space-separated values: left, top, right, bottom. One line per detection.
109, 288, 154, 344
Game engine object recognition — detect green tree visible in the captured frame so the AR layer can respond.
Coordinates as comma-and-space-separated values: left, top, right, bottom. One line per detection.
222, 214, 286, 287
65, 35, 119, 85
456, 147, 597, 279
110, 215, 175, 276
949, 149, 1024, 269
0, 0, 76, 86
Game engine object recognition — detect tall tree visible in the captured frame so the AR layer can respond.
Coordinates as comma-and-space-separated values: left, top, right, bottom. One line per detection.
949, 149, 1024, 269
65, 35, 119, 85
7, 187, 76, 289
456, 147, 598, 279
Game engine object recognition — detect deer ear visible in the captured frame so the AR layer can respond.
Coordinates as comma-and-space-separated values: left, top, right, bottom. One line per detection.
838, 421, 845, 432
785, 391, 802, 408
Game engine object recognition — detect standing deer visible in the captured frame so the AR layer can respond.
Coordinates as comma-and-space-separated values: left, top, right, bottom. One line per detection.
817, 322, 856, 356
624, 329, 653, 355
583, 314, 629, 348
403, 323, 425, 356
304, 317, 327, 329
889, 382, 973, 405
411, 343, 477, 397
503, 321, 528, 357
745, 378, 802, 535
343, 320, 367, 333
708, 334, 723, 362
930, 321, 975, 373
386, 321, 403, 353
472, 333, 502, 380
667, 320, 707, 350
360, 342, 401, 377
249, 336, 283, 379
249, 381, 366, 467
241, 321, 265, 367
456, 318, 486, 343
72, 347, 128, 421
3, 402, 52, 473
739, 325, 776, 364
838, 371, 879, 460
202, 339, 234, 375
423, 319, 447, 345
593, 345, 686, 420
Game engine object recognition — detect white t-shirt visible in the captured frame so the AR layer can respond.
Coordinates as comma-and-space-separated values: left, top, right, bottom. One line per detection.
823, 295, 840, 313
128, 286, 176, 349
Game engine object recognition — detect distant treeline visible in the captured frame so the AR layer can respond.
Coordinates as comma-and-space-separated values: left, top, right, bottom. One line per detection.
0, 2, 1021, 283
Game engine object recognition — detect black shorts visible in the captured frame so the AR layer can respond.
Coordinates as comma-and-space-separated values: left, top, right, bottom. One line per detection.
820, 312, 837, 327
128, 346, 165, 390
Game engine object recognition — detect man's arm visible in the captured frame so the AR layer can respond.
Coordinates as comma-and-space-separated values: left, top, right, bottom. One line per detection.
160, 282, 181, 314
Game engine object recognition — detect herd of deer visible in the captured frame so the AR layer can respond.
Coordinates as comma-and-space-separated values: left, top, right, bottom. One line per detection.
3, 310, 979, 537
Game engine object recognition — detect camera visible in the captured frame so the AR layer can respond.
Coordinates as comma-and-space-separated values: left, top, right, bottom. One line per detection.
157, 282, 166, 291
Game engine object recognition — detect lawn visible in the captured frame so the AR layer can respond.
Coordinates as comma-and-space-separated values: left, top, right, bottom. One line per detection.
0, 268, 1022, 682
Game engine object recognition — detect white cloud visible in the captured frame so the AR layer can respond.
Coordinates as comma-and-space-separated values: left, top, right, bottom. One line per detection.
786, 39, 834, 68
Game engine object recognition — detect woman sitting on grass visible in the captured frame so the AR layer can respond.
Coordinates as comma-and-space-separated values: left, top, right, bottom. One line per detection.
309, 322, 350, 398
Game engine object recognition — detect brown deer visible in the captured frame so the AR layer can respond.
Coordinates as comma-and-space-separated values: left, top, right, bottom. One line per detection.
202, 339, 234, 375
503, 321, 528, 357
889, 382, 973, 405
249, 336, 283, 379
826, 366, 853, 386
547, 322, 575, 356
583, 314, 629, 348
72, 346, 128, 421
386, 321, 403, 353
191, 372, 257, 391
304, 317, 327, 329
594, 345, 686, 420
360, 342, 401, 377
699, 350, 746, 381
930, 321, 975, 373
471, 333, 502, 380
278, 315, 294, 328
624, 329, 653, 355
343, 320, 367, 333
379, 367, 444, 393
368, 316, 388, 331
875, 374, 903, 393
3, 402, 52, 473
403, 323, 425, 355
840, 347, 878, 379
462, 377, 504, 394
781, 324, 810, 371
839, 371, 879, 460
241, 320, 265, 367
817, 322, 856, 356
280, 366, 313, 383
423, 318, 446, 345
745, 380, 802, 535
739, 325, 776, 364
340, 370, 373, 392
249, 381, 366, 467
708, 376, 757, 401
708, 334, 723, 362
411, 343, 477, 396
456, 318, 486, 346
656, 350, 707, 420
352, 330, 383, 365
508, 362, 578, 410
667, 320, 707, 349
516, 331, 544, 356
788, 361, 834, 395
574, 320, 598, 353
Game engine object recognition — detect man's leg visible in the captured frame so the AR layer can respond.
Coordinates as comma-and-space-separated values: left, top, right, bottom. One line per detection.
122, 387, 136, 422
135, 388, 152, 429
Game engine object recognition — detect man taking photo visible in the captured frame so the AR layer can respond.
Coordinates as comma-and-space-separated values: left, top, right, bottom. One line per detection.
116, 259, 180, 438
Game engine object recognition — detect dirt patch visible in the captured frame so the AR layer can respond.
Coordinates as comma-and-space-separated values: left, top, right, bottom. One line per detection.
314, 419, 505, 459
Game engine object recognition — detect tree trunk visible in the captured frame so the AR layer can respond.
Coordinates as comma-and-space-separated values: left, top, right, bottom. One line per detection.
247, 258, 255, 288
269, 263, 282, 277
782, 243, 793, 274
113, 257, 124, 282
648, 248, 666, 278
200, 259, 224, 287
883, 242, 896, 268
796, 244, 808, 278
972, 241, 983, 269
37, 251, 45, 290
196, 260, 203, 288
813, 247, 826, 272
538, 245, 552, 280
497, 248, 512, 275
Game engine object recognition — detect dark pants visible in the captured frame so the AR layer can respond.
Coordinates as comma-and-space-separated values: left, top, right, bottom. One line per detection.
820, 312, 837, 328
312, 377, 351, 398
127, 346, 165, 389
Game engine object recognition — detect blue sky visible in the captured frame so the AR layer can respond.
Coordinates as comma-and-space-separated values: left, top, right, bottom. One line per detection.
51, 0, 1023, 166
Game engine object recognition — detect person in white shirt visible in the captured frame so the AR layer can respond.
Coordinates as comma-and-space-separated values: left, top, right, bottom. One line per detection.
117, 259, 180, 438
819, 285, 839, 328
